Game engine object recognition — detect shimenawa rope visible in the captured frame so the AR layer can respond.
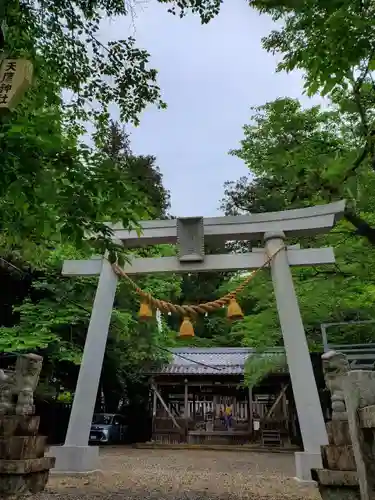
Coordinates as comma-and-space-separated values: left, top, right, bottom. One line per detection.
111, 246, 284, 316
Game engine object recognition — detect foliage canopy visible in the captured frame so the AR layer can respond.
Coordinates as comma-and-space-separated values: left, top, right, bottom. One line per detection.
2, 0, 375, 402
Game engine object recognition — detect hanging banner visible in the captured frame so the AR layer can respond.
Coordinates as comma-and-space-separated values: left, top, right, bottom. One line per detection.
0, 59, 33, 111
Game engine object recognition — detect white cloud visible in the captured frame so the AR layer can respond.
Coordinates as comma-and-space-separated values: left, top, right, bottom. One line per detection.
100, 0, 323, 217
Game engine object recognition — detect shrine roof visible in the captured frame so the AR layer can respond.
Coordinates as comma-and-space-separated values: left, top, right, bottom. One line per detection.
153, 347, 284, 376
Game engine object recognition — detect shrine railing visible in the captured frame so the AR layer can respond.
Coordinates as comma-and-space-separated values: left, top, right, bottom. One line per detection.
324, 343, 375, 370
321, 320, 375, 370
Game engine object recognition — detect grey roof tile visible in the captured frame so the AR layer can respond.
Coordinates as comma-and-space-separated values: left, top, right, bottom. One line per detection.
153, 347, 284, 376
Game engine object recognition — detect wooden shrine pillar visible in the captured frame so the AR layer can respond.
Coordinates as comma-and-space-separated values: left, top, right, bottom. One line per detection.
213, 395, 219, 418
184, 379, 189, 438
248, 387, 253, 436
152, 381, 157, 435
281, 382, 290, 444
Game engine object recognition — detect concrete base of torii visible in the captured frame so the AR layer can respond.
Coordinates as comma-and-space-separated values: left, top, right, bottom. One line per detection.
48, 445, 100, 474
294, 451, 322, 483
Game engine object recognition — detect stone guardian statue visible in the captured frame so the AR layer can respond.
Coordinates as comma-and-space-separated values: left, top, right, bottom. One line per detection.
321, 350, 350, 420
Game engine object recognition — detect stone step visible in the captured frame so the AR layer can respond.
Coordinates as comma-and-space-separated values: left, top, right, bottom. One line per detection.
0, 435, 47, 460
312, 469, 360, 500
321, 444, 356, 471
0, 456, 55, 474
0, 416, 40, 438
326, 420, 352, 446
0, 470, 51, 497
311, 468, 358, 487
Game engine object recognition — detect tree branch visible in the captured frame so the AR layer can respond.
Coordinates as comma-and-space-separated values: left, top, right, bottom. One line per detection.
344, 208, 375, 245
350, 49, 375, 170
341, 143, 369, 183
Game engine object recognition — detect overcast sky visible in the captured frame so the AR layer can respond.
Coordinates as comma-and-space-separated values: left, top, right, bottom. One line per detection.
104, 0, 319, 217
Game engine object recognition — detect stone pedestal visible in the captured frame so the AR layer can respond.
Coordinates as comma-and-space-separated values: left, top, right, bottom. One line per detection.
312, 469, 359, 500
0, 415, 55, 498
344, 371, 375, 500
0, 354, 55, 498
312, 420, 360, 500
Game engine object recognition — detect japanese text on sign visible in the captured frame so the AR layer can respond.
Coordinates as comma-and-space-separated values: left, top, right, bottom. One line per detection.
0, 61, 16, 105
0, 59, 33, 110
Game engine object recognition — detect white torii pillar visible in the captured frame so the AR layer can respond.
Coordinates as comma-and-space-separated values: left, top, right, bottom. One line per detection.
50, 259, 118, 472
49, 201, 345, 480
265, 232, 327, 482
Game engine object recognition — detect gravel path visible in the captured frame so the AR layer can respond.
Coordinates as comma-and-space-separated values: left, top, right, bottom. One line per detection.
37, 448, 320, 500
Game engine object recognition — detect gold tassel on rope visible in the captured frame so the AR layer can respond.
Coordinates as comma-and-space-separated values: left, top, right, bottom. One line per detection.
178, 317, 195, 338
227, 298, 244, 321
138, 300, 153, 321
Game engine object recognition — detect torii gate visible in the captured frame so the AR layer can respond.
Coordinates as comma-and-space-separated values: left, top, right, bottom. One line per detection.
49, 200, 345, 481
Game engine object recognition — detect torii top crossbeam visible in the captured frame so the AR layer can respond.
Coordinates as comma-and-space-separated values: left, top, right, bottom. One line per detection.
64, 200, 345, 277
107, 200, 345, 247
